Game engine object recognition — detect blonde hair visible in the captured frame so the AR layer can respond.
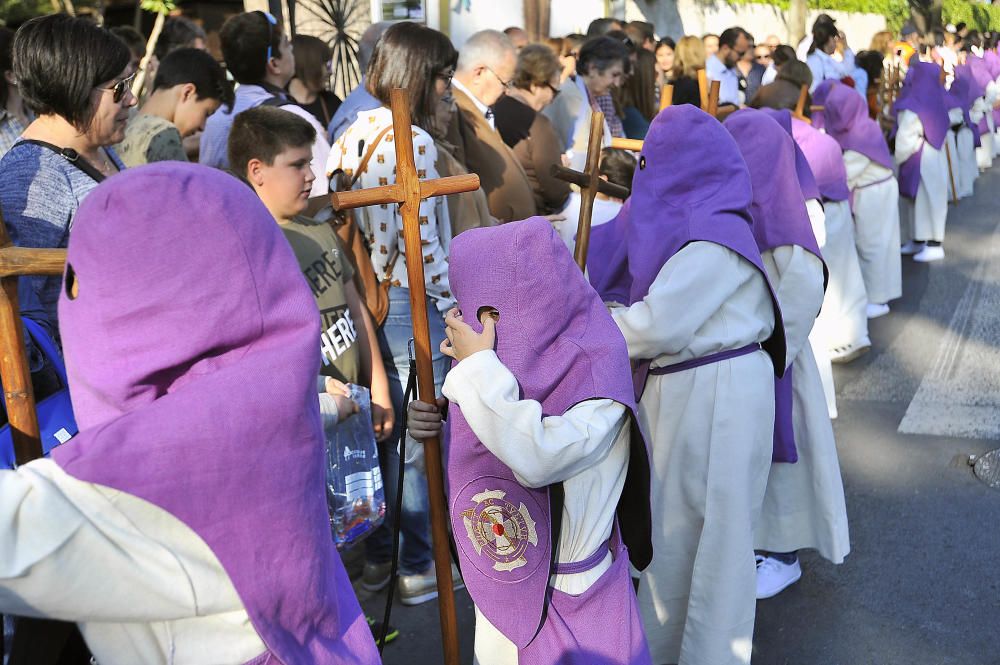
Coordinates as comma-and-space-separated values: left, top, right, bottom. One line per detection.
870, 31, 893, 57
671, 35, 705, 80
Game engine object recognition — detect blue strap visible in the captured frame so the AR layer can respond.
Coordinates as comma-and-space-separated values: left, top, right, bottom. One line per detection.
21, 317, 68, 385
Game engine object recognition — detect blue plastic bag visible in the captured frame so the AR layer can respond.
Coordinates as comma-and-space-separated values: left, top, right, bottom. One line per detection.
325, 384, 386, 549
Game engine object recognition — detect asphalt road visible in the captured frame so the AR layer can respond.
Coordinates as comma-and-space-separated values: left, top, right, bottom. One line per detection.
357, 164, 1000, 665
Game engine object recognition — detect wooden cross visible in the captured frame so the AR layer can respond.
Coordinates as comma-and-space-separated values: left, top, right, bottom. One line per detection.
550, 112, 630, 271
698, 69, 710, 109
706, 79, 721, 118
939, 67, 960, 205
660, 83, 674, 110
329, 88, 477, 665
0, 214, 66, 466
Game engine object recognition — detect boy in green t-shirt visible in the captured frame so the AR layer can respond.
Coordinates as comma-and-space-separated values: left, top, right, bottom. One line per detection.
228, 105, 393, 437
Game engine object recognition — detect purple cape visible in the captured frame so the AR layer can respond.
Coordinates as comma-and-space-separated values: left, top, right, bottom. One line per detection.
447, 217, 652, 649
951, 68, 983, 147
985, 49, 1000, 78
587, 198, 632, 305
52, 163, 378, 665
626, 105, 786, 376
791, 117, 852, 202
823, 81, 894, 170
893, 61, 950, 150
725, 109, 829, 464
757, 108, 823, 202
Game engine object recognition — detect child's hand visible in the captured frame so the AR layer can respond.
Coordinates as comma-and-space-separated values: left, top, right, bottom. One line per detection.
407, 398, 447, 441
440, 308, 496, 362
326, 377, 359, 421
371, 402, 394, 442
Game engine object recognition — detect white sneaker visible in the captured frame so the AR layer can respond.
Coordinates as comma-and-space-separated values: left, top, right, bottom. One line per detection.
900, 240, 925, 255
866, 303, 890, 319
829, 336, 872, 364
913, 245, 945, 262
756, 556, 802, 599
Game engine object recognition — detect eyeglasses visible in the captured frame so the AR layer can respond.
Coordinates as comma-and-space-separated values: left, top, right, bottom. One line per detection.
94, 70, 137, 104
544, 82, 560, 98
755, 54, 772, 62
485, 65, 513, 90
436, 68, 455, 87
261, 11, 278, 64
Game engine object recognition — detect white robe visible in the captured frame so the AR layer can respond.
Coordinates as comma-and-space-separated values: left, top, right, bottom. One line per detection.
989, 81, 1000, 157
802, 200, 840, 419
895, 110, 950, 244
971, 97, 994, 169
808, 197, 869, 366
441, 350, 632, 665
843, 150, 902, 303
755, 246, 851, 564
612, 241, 775, 665
948, 104, 978, 199
0, 459, 265, 665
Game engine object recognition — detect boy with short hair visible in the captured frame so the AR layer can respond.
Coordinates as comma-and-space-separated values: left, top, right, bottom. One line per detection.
228, 105, 393, 438
117, 48, 234, 167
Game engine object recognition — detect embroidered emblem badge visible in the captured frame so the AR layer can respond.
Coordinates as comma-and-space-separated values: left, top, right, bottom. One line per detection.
461, 489, 538, 572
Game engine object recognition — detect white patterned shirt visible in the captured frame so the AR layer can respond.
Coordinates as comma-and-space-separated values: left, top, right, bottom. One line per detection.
326, 106, 455, 313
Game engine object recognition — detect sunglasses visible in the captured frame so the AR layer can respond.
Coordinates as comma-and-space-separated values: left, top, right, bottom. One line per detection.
95, 70, 137, 104
262, 11, 278, 64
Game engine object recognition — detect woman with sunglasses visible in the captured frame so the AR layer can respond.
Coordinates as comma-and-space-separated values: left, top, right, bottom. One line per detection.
0, 14, 133, 337
493, 44, 571, 215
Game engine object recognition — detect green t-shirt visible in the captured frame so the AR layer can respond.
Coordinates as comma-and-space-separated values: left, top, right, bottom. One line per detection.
281, 216, 361, 384
116, 113, 188, 167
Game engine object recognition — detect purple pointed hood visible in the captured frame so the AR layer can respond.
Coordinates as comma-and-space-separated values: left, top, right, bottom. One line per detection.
985, 49, 1000, 78
956, 62, 987, 101
724, 109, 826, 271
52, 163, 378, 665
894, 61, 950, 149
810, 79, 839, 130
447, 217, 652, 648
757, 108, 822, 202
824, 81, 894, 169
790, 117, 851, 202
966, 54, 995, 93
950, 69, 983, 147
626, 105, 786, 374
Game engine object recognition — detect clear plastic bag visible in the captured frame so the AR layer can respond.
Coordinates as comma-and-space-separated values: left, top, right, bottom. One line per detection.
325, 384, 386, 549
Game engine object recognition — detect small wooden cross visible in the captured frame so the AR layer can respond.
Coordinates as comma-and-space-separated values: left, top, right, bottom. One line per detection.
550, 112, 630, 271
660, 83, 674, 110
706, 79, 721, 117
0, 212, 66, 466
330, 88, 477, 665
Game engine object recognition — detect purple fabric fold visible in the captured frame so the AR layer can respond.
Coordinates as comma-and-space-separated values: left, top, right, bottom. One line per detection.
587, 198, 633, 305
791, 117, 852, 203
897, 145, 923, 199
823, 81, 894, 170
52, 163, 379, 665
893, 61, 950, 150
447, 217, 652, 650
757, 108, 822, 202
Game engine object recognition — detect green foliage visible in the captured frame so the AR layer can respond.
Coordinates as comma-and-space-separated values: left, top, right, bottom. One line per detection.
730, 0, 1000, 33
0, 0, 54, 26
139, 0, 176, 14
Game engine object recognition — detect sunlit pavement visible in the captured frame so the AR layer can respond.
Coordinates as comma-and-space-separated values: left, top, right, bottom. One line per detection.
352, 165, 1000, 665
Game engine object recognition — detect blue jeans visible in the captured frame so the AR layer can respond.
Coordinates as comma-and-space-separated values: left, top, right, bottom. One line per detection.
365, 287, 450, 575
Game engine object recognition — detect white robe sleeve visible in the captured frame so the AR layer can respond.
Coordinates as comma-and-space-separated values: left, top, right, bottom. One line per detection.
948, 107, 964, 126
763, 245, 826, 367
441, 350, 626, 489
806, 199, 827, 247
894, 110, 925, 165
970, 97, 987, 123
0, 460, 246, 623
610, 242, 754, 360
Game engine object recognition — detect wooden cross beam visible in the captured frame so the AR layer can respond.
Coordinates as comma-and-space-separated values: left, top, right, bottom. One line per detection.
609, 137, 644, 152
0, 212, 66, 466
660, 83, 674, 110
706, 79, 721, 118
698, 69, 710, 110
330, 88, 477, 665
550, 112, 629, 271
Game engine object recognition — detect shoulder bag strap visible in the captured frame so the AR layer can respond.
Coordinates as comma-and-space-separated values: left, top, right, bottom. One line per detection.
349, 124, 394, 187
17, 139, 107, 183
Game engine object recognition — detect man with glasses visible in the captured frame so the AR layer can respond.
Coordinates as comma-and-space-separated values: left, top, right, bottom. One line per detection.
199, 10, 330, 198
452, 29, 537, 222
706, 27, 751, 109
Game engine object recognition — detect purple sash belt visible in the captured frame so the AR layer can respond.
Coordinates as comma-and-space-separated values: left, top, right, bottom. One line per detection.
554, 538, 612, 575
648, 342, 761, 377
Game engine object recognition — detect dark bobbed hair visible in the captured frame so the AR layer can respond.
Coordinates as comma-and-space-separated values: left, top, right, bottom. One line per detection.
365, 22, 457, 132
656, 37, 676, 52
110, 25, 146, 62
153, 48, 235, 111
0, 27, 13, 108
220, 11, 282, 85
809, 20, 838, 55
154, 16, 207, 61
292, 34, 332, 92
14, 14, 130, 131
719, 27, 745, 50
777, 59, 813, 90
228, 105, 316, 176
772, 44, 796, 68
586, 18, 622, 38
512, 43, 561, 90
576, 36, 631, 77
599, 147, 636, 189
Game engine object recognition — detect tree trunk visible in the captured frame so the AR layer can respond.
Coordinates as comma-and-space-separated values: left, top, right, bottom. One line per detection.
523, 0, 550, 42
788, 0, 807, 47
